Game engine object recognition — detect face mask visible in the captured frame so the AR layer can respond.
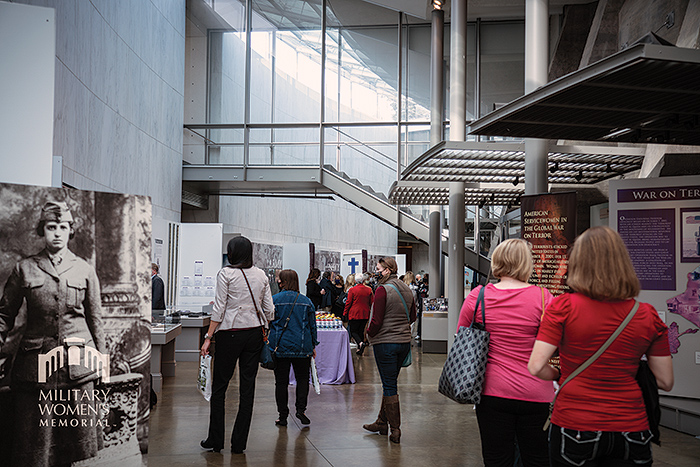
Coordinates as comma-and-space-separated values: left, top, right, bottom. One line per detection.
374, 271, 383, 280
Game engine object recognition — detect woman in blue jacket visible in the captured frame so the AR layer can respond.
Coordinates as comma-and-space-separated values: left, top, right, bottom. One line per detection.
269, 269, 319, 426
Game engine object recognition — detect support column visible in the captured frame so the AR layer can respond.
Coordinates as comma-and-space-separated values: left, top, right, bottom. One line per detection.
524, 0, 549, 195
447, 182, 465, 349
447, 0, 467, 349
429, 207, 441, 298
429, 7, 445, 299
449, 0, 467, 142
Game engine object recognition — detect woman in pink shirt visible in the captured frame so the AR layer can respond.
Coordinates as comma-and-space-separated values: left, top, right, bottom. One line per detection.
458, 239, 554, 467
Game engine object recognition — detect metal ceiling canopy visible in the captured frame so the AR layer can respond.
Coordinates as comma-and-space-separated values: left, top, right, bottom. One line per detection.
400, 141, 645, 185
389, 181, 524, 206
468, 44, 700, 145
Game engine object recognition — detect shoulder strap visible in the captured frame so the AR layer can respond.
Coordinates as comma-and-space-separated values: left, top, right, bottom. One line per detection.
472, 285, 486, 326
384, 283, 410, 323
544, 300, 640, 429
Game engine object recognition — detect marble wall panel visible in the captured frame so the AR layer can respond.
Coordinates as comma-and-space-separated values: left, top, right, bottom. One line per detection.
13, 0, 186, 224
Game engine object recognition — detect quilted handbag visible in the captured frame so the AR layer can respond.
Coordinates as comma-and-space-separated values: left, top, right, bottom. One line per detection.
438, 285, 489, 404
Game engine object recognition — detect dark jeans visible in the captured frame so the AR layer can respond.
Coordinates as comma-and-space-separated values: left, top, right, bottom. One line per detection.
475, 395, 550, 467
549, 423, 653, 467
207, 327, 263, 452
273, 357, 311, 417
372, 342, 410, 397
348, 319, 368, 346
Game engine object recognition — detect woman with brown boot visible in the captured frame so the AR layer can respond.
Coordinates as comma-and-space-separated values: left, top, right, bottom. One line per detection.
362, 257, 416, 443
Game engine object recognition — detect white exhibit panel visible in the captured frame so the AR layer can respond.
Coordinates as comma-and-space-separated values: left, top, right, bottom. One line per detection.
283, 243, 311, 280
176, 223, 223, 310
590, 202, 610, 228
340, 251, 363, 278
395, 254, 406, 277
152, 216, 170, 286
610, 175, 700, 399
0, 2, 55, 187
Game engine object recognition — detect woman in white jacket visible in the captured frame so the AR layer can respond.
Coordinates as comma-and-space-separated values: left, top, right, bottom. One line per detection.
200, 236, 274, 454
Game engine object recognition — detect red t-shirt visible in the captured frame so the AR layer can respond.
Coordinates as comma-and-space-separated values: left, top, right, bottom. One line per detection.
537, 293, 670, 432
458, 284, 555, 403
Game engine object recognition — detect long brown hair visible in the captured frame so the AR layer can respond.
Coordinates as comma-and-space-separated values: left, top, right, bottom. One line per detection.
278, 269, 300, 292
567, 226, 640, 301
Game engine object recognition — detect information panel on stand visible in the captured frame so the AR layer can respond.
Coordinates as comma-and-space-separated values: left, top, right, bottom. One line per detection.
520, 192, 577, 295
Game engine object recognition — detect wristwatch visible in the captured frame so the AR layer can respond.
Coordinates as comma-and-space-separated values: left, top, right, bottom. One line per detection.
204, 333, 212, 340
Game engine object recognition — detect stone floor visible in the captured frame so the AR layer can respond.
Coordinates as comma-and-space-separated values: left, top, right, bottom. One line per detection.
147, 347, 700, 466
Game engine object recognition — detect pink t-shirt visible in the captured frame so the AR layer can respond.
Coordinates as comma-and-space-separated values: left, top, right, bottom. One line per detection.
458, 283, 555, 403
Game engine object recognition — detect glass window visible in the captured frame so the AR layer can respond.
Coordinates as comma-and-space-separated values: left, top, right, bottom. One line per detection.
208, 1, 246, 124
249, 0, 322, 124
479, 22, 524, 118
404, 25, 431, 123
325, 25, 399, 122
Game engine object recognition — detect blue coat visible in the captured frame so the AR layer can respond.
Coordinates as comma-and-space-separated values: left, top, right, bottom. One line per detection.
269, 290, 319, 358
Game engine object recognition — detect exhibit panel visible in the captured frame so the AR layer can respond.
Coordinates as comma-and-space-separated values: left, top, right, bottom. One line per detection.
175, 223, 223, 311
0, 182, 151, 465
610, 175, 700, 400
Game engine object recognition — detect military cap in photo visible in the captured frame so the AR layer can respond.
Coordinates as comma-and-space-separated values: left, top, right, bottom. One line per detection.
40, 201, 74, 223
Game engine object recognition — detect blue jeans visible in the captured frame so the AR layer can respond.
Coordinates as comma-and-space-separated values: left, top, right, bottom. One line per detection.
372, 342, 410, 397
549, 423, 653, 467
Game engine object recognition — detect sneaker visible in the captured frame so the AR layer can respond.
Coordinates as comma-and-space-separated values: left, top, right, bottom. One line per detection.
296, 412, 310, 425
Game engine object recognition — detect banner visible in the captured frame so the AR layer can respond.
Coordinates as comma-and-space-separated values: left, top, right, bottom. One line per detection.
521, 192, 577, 295
0, 183, 151, 466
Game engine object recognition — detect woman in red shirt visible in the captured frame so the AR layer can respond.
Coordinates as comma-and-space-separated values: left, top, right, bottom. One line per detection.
529, 226, 674, 467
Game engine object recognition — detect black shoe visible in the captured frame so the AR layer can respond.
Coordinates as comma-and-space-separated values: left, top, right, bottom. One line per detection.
200, 439, 221, 453
231, 448, 244, 454
296, 412, 310, 425
275, 418, 287, 426
357, 342, 367, 356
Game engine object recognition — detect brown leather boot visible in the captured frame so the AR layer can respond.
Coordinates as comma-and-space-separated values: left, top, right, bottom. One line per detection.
384, 394, 401, 443
362, 396, 388, 435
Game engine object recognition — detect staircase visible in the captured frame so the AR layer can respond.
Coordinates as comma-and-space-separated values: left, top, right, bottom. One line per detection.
320, 165, 490, 275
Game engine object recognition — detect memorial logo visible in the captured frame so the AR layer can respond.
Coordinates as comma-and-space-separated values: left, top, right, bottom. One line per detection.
38, 337, 110, 383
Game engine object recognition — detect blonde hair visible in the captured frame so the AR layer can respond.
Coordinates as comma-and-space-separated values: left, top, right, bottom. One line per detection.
403, 271, 415, 285
491, 239, 533, 282
345, 273, 356, 292
567, 226, 640, 301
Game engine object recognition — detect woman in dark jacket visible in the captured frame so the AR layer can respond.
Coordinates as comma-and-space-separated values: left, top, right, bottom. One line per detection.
363, 257, 416, 444
270, 269, 319, 426
305, 268, 322, 310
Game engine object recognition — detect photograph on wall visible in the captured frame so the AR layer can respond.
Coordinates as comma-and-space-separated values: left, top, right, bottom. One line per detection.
0, 182, 151, 466
680, 208, 700, 263
315, 249, 340, 274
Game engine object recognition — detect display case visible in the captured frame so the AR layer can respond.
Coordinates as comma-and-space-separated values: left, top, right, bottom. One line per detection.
150, 322, 182, 392
421, 298, 448, 353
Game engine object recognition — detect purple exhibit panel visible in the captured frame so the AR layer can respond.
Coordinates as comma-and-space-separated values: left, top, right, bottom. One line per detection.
618, 208, 676, 290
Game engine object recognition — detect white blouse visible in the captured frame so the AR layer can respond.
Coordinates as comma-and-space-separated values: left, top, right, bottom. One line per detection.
211, 266, 274, 331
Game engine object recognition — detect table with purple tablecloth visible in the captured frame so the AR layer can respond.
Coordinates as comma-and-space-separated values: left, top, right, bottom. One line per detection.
291, 328, 355, 385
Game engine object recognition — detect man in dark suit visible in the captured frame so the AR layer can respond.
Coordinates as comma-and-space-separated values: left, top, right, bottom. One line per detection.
152, 262, 166, 310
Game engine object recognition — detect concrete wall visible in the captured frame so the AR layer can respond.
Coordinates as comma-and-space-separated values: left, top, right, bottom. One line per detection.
218, 195, 398, 255
13, 0, 186, 223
